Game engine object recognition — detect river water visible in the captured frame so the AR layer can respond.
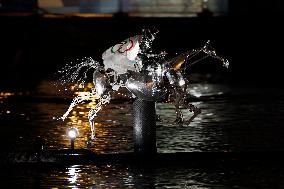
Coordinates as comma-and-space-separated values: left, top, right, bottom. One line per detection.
1, 82, 284, 188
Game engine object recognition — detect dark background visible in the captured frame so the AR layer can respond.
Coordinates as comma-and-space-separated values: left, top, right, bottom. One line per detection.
0, 0, 284, 90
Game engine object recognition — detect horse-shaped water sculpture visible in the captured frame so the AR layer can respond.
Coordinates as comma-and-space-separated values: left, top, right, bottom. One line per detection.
59, 29, 229, 139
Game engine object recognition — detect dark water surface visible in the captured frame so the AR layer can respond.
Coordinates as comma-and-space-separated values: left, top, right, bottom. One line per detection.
1, 82, 284, 188
2, 162, 284, 189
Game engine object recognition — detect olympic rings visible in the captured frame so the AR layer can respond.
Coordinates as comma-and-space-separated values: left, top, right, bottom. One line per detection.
111, 38, 134, 54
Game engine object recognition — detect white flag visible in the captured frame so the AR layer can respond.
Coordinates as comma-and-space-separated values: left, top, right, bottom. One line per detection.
102, 35, 141, 75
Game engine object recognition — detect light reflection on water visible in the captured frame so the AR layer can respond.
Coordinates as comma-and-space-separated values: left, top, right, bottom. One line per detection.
1, 82, 284, 188
2, 163, 284, 188
1, 82, 284, 153
0, 164, 225, 188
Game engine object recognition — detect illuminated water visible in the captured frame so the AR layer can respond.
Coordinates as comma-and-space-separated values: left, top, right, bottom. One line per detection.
1, 82, 284, 188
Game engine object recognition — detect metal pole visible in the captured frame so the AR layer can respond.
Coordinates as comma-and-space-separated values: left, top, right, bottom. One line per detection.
71, 139, 75, 150
133, 98, 157, 154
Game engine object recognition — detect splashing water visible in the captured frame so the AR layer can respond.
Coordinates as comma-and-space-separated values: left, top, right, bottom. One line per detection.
57, 29, 229, 140
57, 57, 100, 87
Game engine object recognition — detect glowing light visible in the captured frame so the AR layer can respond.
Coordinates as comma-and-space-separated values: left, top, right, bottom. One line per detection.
0, 92, 14, 99
68, 128, 78, 139
68, 130, 76, 139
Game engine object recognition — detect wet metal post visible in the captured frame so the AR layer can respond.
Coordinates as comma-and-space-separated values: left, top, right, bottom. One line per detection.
133, 98, 157, 154
71, 139, 75, 150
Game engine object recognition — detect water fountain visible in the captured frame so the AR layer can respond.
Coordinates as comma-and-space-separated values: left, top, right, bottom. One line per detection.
57, 28, 229, 155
